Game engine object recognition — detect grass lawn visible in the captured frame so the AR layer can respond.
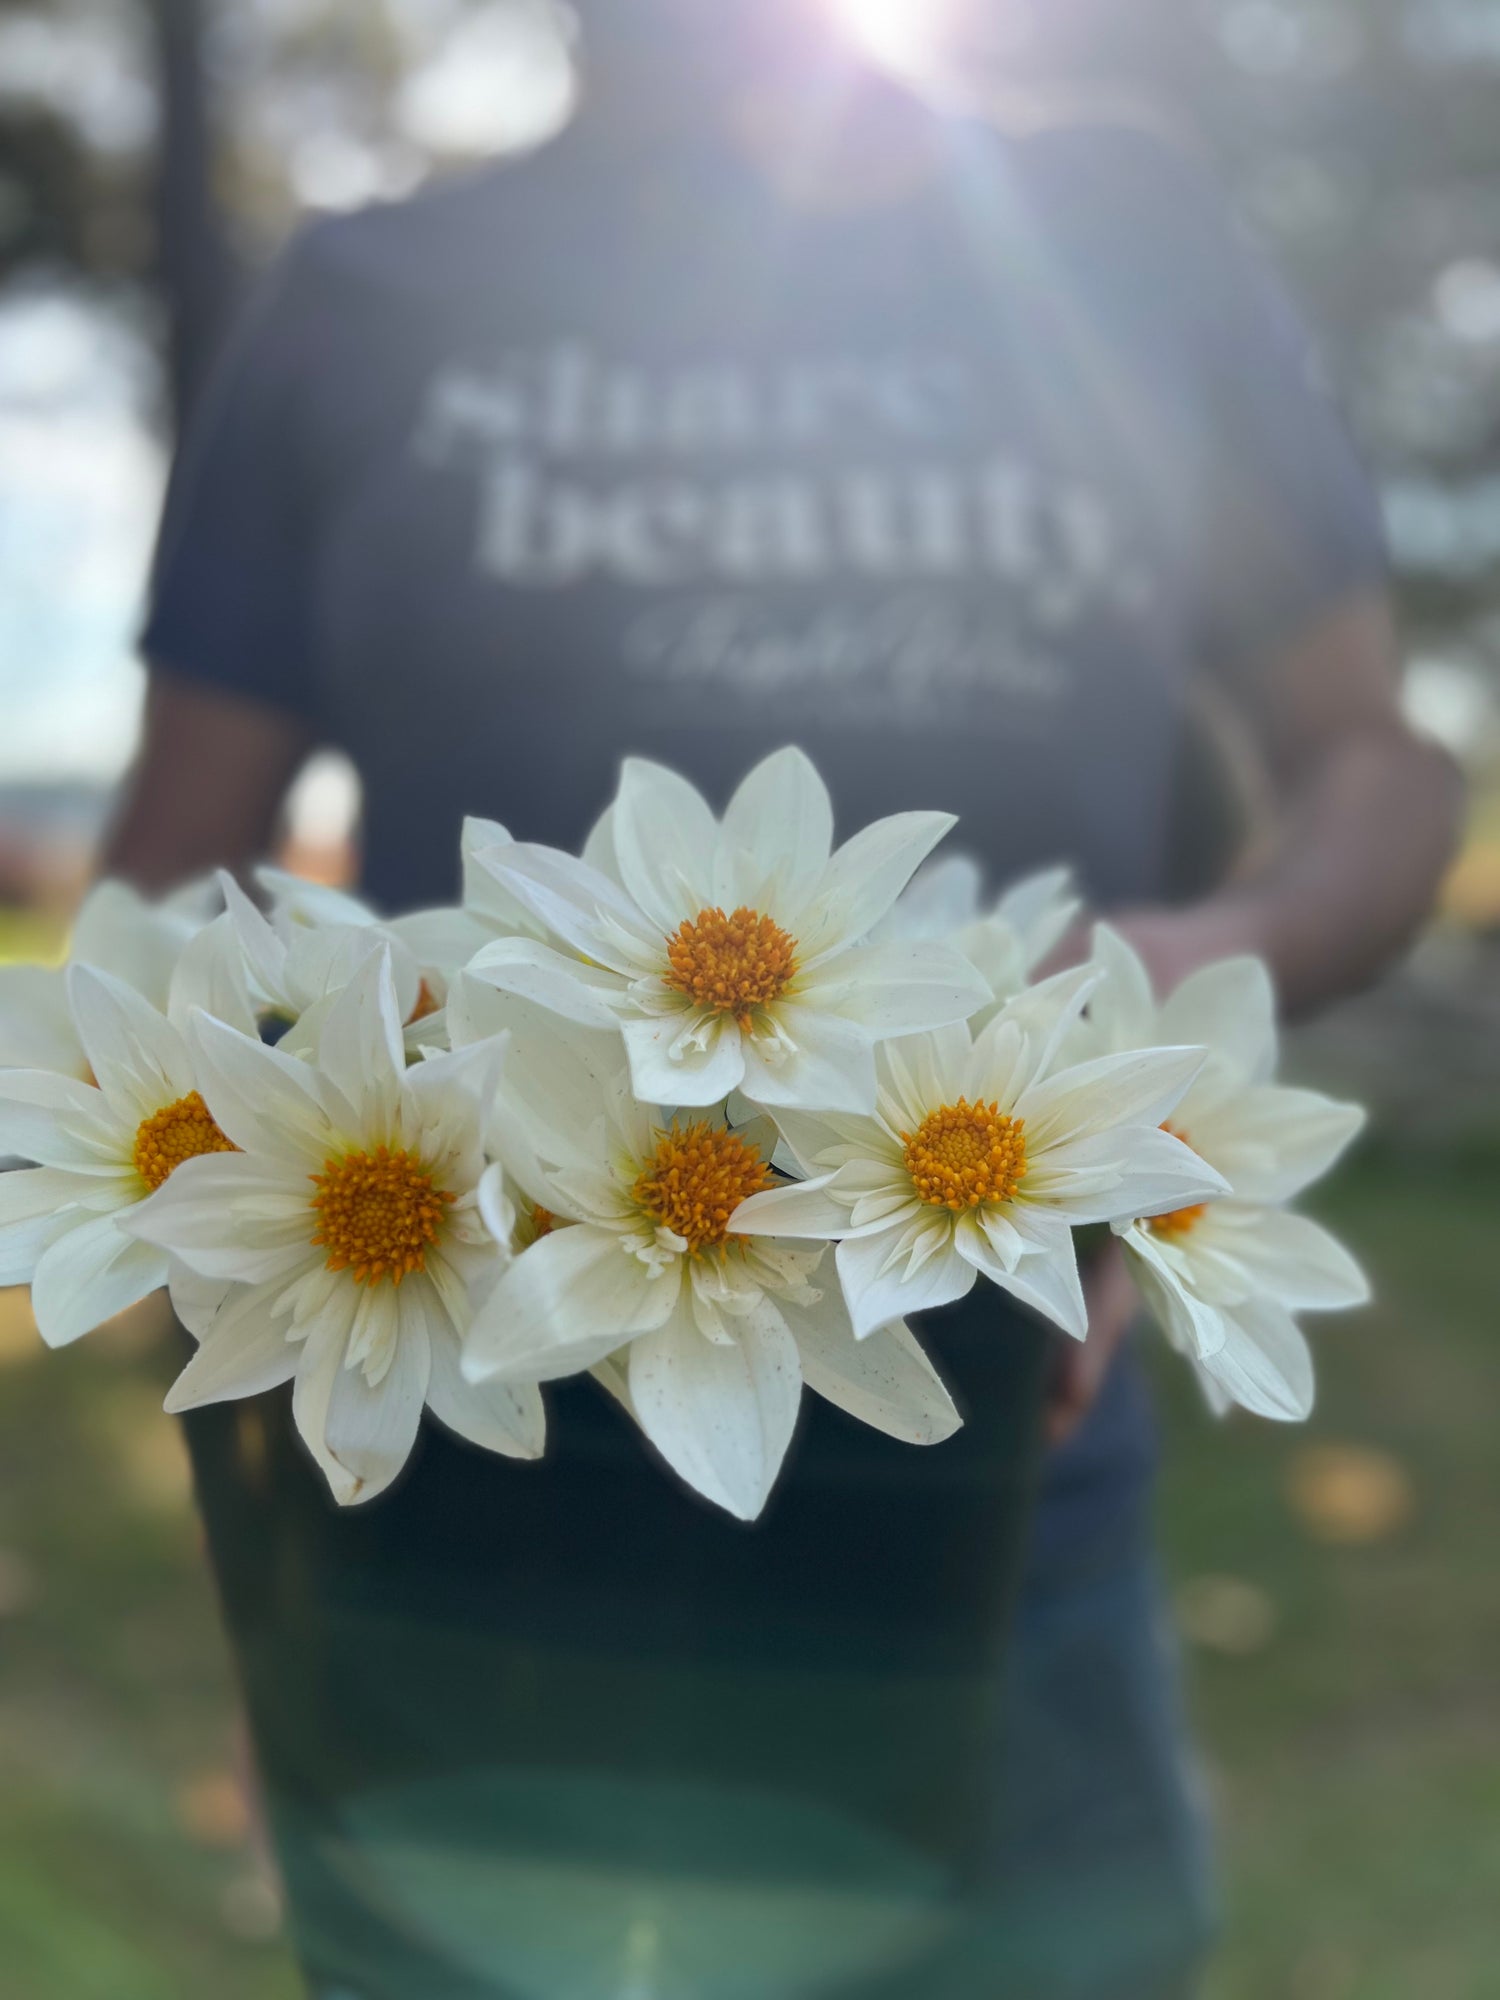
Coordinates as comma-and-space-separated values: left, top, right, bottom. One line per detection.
1159, 1146, 1500, 2000
0, 1146, 1494, 1998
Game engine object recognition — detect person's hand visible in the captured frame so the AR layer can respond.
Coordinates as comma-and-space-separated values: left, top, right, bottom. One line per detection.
1047, 1237, 1139, 1447
1039, 898, 1270, 1001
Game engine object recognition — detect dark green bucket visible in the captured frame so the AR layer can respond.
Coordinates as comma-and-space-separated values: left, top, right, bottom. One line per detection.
182, 1287, 1050, 1999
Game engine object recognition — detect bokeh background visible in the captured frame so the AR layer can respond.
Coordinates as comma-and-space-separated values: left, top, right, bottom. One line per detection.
1, 4, 1497, 1996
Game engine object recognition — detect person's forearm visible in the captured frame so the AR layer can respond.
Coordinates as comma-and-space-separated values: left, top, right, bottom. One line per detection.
1134, 727, 1463, 1020
100, 671, 315, 895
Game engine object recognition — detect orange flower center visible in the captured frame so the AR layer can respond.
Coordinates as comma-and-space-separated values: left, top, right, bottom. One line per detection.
662, 905, 797, 1030
518, 1201, 569, 1248
632, 1121, 776, 1255
1148, 1121, 1209, 1238
903, 1099, 1028, 1211
132, 1091, 237, 1192
1146, 1204, 1209, 1239
407, 978, 442, 1024
309, 1144, 455, 1286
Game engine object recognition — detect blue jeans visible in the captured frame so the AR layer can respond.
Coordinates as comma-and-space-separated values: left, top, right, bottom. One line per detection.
986, 1350, 1219, 1998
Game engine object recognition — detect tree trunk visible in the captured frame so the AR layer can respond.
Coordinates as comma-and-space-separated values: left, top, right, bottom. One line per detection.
146, 0, 240, 427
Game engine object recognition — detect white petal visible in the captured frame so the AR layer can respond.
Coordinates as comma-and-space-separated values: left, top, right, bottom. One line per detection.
491, 843, 658, 972
1086, 923, 1157, 1051
287, 922, 409, 1021
443, 967, 512, 1053
805, 943, 990, 1038
1196, 1086, 1365, 1204
0, 1068, 120, 1168
589, 1351, 634, 1413
628, 1294, 802, 1520
323, 1303, 431, 1502
1123, 1228, 1231, 1360
464, 1226, 676, 1384
876, 854, 983, 943
390, 905, 493, 974
729, 1172, 852, 1239
782, 1293, 961, 1444
717, 747, 834, 911
489, 1006, 642, 1177
188, 1010, 340, 1164
610, 758, 718, 933
835, 1221, 974, 1339
162, 1283, 300, 1409
1028, 1124, 1228, 1222
804, 811, 956, 948
163, 1260, 231, 1337
956, 1211, 1088, 1339
167, 912, 257, 1037
66, 964, 194, 1120
992, 866, 1080, 969
1020, 1045, 1206, 1153
0, 965, 87, 1077
975, 1203, 1028, 1270
216, 870, 290, 998
621, 1011, 746, 1108
402, 1032, 508, 1144
1209, 1206, 1370, 1312
1191, 1358, 1235, 1417
426, 1324, 546, 1459
256, 866, 376, 929
292, 1318, 361, 1505
314, 949, 406, 1128
766, 1106, 889, 1178
127, 1154, 315, 1281
882, 1022, 974, 1126
71, 879, 191, 1009
739, 1003, 875, 1114
464, 935, 623, 1029
1197, 1296, 1315, 1421
30, 1210, 166, 1347
0, 1165, 91, 1284
1159, 955, 1279, 1084
462, 820, 542, 937
580, 803, 620, 881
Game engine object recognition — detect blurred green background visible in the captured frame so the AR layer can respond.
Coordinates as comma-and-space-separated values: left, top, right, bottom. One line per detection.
2, 2, 1500, 1995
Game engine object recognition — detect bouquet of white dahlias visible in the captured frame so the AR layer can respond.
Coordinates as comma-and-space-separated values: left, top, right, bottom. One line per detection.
0, 749, 1368, 1520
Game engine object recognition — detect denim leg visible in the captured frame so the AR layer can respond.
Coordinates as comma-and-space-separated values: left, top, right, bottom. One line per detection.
987, 1544, 1220, 1999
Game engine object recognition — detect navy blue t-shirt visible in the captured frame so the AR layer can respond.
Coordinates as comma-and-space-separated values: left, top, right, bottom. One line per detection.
142, 119, 1386, 1559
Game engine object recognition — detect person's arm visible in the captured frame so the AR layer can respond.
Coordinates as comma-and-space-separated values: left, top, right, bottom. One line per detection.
101, 673, 315, 895
1048, 590, 1460, 1445
1112, 591, 1462, 1015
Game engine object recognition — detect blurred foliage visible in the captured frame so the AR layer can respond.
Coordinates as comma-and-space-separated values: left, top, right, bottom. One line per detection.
1204, 0, 1500, 662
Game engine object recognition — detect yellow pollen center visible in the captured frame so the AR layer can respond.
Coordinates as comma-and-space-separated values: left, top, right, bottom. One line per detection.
518, 1201, 569, 1249
132, 1091, 237, 1191
308, 1144, 456, 1286
632, 1121, 775, 1256
1147, 1123, 1208, 1238
407, 978, 442, 1025
662, 905, 797, 1030
903, 1099, 1028, 1211
1147, 1203, 1209, 1238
